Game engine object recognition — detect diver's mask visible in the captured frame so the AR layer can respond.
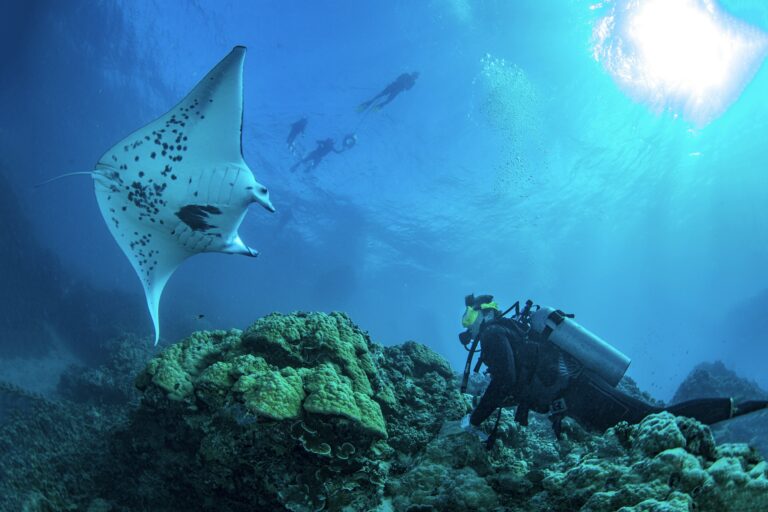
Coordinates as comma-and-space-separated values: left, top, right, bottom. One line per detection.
459, 293, 500, 346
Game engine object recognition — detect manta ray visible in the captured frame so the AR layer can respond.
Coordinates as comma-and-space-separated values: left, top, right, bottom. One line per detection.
89, 46, 274, 344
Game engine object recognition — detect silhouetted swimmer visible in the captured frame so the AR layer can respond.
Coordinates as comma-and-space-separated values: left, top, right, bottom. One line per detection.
357, 72, 419, 112
290, 138, 341, 173
286, 117, 308, 148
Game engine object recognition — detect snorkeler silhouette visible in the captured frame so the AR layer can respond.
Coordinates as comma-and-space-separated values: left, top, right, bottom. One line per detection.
289, 133, 358, 173
357, 72, 419, 112
286, 117, 307, 149
290, 138, 339, 172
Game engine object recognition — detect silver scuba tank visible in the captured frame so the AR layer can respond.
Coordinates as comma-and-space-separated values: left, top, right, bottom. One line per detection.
529, 306, 631, 387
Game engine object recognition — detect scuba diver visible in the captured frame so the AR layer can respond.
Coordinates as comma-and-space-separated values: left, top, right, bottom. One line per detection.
289, 135, 357, 173
286, 117, 308, 149
457, 293, 768, 443
357, 72, 419, 112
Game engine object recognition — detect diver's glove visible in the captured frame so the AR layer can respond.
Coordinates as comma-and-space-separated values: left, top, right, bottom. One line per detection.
460, 414, 488, 442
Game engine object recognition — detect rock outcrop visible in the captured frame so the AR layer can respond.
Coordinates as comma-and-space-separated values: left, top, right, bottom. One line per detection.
673, 361, 768, 457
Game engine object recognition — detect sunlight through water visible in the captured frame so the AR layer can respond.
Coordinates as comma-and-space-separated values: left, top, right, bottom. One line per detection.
592, 0, 768, 126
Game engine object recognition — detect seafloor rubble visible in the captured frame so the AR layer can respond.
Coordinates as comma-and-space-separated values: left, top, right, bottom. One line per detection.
1, 312, 767, 511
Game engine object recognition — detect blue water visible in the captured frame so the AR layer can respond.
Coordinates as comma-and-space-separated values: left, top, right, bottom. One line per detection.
1, 0, 767, 402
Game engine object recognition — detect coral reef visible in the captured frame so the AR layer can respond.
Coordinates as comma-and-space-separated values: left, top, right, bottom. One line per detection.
2, 313, 767, 511
0, 334, 153, 510
114, 312, 465, 511
0, 389, 123, 511
58, 333, 154, 405
0, 381, 46, 424
534, 411, 768, 512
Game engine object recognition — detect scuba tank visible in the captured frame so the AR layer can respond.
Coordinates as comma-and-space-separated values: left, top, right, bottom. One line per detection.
529, 306, 630, 387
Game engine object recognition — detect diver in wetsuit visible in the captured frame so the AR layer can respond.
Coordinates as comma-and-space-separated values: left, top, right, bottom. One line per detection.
458, 294, 768, 440
286, 117, 308, 149
357, 72, 419, 112
290, 138, 339, 173
289, 133, 358, 173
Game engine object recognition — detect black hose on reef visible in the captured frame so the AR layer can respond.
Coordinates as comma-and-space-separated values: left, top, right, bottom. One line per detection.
664, 398, 768, 425
664, 398, 733, 425
733, 400, 768, 418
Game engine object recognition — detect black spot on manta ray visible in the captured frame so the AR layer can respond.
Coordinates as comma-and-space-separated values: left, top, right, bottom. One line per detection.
175, 204, 222, 232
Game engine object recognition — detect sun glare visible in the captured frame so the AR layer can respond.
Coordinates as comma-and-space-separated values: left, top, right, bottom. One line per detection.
593, 0, 768, 126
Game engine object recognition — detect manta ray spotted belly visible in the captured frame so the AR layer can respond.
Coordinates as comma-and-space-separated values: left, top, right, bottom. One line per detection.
90, 46, 274, 344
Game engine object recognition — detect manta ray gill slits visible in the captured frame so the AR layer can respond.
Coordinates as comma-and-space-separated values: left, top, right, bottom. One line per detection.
592, 0, 768, 126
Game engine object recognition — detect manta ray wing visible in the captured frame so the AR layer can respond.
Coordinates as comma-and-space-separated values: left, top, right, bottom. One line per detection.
92, 46, 275, 344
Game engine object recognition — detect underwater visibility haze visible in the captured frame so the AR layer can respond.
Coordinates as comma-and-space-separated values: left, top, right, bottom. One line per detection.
2, 1, 768, 510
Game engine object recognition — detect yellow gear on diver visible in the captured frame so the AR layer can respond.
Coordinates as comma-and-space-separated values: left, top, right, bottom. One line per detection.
461, 301, 499, 327
462, 306, 478, 327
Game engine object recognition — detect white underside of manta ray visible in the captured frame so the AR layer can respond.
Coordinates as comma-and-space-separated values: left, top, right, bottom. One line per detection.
90, 46, 274, 345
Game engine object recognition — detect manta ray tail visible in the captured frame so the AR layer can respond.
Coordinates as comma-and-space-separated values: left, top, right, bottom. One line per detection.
141, 247, 188, 346
35, 171, 93, 188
